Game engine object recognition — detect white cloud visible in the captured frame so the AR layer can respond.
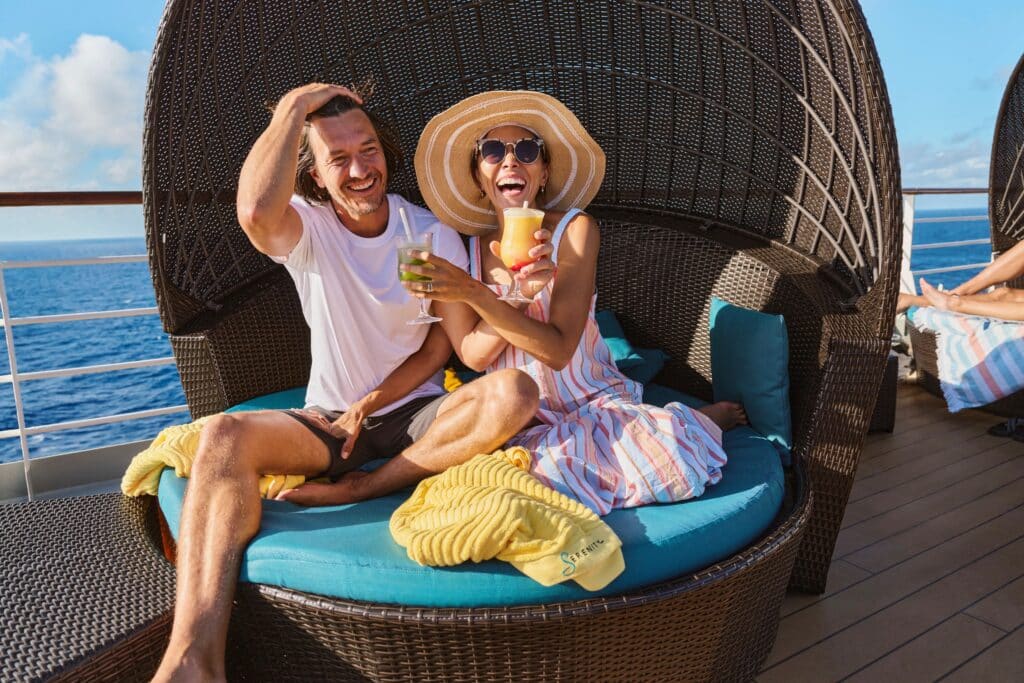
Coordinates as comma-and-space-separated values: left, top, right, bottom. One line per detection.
0, 34, 32, 62
101, 154, 140, 184
900, 134, 990, 189
48, 35, 147, 148
0, 117, 79, 188
0, 33, 148, 190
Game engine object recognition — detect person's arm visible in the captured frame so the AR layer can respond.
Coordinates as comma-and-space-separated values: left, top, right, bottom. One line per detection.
412, 214, 597, 371
952, 239, 1024, 295
328, 322, 453, 458
236, 83, 362, 256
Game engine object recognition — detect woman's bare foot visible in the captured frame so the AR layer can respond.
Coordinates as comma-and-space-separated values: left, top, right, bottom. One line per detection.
919, 278, 958, 311
699, 401, 748, 430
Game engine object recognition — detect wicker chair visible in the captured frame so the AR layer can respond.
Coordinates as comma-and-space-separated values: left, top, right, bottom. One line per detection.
143, 1, 901, 679
908, 52, 1024, 418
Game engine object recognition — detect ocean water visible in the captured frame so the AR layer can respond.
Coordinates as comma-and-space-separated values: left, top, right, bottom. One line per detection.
0, 238, 186, 464
0, 209, 992, 464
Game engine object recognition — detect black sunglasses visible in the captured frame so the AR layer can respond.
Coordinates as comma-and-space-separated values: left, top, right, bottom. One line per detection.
476, 137, 545, 165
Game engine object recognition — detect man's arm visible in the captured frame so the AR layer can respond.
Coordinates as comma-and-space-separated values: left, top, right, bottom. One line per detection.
328, 322, 453, 458
236, 83, 361, 256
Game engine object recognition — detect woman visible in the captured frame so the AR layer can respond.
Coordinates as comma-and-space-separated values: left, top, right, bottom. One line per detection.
404, 90, 746, 515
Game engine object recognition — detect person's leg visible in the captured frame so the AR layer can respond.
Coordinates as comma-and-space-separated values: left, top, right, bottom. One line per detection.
920, 279, 1024, 320
285, 369, 540, 505
897, 291, 928, 313
153, 411, 333, 682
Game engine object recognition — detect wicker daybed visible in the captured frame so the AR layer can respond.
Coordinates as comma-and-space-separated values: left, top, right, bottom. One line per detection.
908, 51, 1024, 418
142, 0, 901, 680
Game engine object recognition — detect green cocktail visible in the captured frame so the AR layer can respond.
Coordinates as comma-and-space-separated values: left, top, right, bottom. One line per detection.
397, 232, 442, 324
398, 243, 431, 282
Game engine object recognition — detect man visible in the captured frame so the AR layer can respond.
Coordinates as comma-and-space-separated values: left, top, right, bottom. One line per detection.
153, 83, 540, 682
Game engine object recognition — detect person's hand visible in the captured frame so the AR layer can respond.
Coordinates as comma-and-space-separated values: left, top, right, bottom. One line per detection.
401, 252, 481, 302
276, 83, 363, 121
275, 471, 369, 506
328, 404, 367, 460
489, 228, 555, 299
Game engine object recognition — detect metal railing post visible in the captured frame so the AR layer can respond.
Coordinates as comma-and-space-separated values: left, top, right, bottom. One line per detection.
0, 264, 33, 500
900, 194, 917, 295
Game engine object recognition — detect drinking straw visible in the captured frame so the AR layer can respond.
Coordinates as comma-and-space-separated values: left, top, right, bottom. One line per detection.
523, 201, 529, 209
398, 206, 415, 242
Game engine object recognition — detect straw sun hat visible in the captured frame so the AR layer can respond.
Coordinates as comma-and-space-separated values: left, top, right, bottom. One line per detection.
414, 90, 606, 236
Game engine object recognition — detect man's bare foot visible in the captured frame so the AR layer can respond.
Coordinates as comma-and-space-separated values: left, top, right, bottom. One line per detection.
275, 470, 369, 506
919, 278, 957, 311
152, 651, 223, 683
698, 401, 748, 430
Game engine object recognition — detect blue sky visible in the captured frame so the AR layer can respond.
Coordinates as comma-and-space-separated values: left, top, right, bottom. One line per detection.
0, 0, 1022, 240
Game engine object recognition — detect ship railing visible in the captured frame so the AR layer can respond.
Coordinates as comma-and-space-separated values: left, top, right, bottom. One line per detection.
901, 187, 991, 293
0, 192, 187, 501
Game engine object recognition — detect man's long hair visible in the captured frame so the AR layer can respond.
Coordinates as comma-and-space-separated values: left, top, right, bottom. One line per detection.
293, 91, 403, 204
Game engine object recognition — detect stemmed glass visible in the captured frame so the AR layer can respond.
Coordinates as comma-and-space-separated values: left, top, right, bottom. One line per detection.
398, 230, 443, 325
498, 207, 544, 303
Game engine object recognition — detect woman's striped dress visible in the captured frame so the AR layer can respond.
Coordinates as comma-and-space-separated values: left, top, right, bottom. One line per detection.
470, 209, 728, 515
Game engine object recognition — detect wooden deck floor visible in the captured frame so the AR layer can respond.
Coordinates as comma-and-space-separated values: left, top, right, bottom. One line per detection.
760, 381, 1024, 682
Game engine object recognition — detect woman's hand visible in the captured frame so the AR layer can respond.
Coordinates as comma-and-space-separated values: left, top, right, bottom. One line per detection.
488, 228, 555, 299
401, 252, 482, 303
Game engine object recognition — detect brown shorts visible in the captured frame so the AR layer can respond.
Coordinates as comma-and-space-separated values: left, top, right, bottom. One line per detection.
282, 393, 447, 480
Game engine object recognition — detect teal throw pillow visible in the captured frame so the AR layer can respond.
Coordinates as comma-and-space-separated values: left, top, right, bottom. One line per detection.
623, 348, 669, 384
709, 297, 792, 464
596, 310, 645, 369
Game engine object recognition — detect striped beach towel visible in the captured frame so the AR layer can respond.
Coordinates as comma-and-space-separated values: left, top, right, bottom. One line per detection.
912, 307, 1024, 412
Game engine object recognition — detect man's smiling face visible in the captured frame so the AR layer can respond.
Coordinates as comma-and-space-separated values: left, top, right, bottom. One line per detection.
308, 108, 389, 223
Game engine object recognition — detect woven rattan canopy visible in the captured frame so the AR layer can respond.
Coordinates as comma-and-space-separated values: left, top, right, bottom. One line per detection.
145, 0, 900, 339
989, 51, 1024, 256
137, 5, 905, 677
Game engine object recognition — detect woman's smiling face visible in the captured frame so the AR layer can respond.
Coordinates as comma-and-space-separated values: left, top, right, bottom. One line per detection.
474, 125, 550, 212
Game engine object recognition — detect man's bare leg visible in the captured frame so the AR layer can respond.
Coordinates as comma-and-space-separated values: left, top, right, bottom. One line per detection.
153, 412, 332, 682
279, 369, 540, 505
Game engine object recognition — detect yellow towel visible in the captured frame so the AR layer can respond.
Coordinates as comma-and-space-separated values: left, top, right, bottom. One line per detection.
120, 416, 306, 498
390, 447, 625, 591
443, 367, 463, 392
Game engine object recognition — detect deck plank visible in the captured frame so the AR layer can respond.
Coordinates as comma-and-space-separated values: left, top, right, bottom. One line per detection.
941, 626, 1024, 682
834, 456, 1024, 560
843, 614, 1005, 683
841, 474, 1024, 572
850, 427, 1003, 498
763, 382, 1023, 679
761, 535, 1024, 680
780, 560, 872, 617
766, 490, 1024, 666
840, 440, 1022, 528
965, 575, 1024, 632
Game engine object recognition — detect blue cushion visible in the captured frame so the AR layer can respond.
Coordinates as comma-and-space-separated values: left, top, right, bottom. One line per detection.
709, 297, 792, 464
595, 310, 645, 369
157, 384, 783, 607
623, 347, 669, 384
224, 387, 307, 413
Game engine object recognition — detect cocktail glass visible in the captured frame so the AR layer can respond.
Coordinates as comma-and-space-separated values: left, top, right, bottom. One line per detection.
398, 231, 443, 325
498, 207, 544, 304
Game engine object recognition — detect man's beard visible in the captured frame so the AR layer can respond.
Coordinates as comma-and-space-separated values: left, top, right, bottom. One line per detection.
332, 177, 386, 218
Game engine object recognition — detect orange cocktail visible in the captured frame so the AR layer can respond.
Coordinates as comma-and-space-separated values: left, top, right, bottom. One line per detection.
498, 207, 544, 303
500, 207, 544, 271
